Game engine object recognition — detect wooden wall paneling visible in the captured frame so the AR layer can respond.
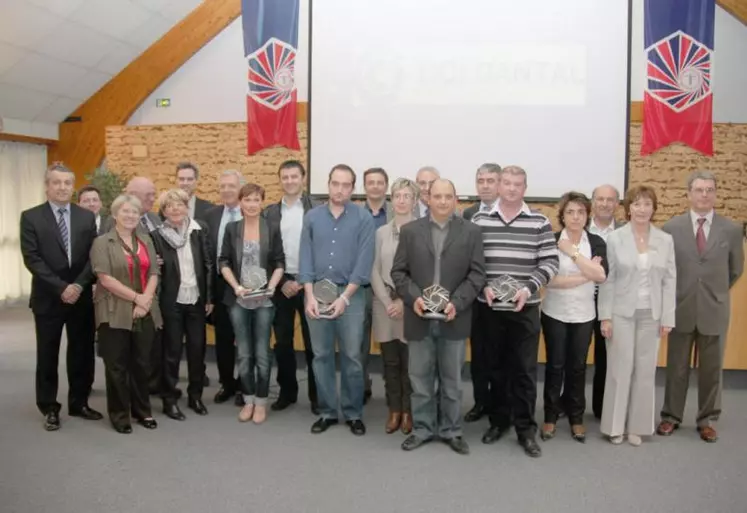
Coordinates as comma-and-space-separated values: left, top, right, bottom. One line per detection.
48, 0, 242, 184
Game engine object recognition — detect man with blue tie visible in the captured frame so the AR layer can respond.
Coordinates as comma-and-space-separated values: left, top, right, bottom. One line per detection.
204, 170, 245, 406
20, 163, 102, 431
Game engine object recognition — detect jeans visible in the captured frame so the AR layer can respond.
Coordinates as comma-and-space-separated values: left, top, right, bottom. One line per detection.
409, 322, 466, 440
229, 303, 274, 406
362, 286, 373, 393
307, 287, 365, 421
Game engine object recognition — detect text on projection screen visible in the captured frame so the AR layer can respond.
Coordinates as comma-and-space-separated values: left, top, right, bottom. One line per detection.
308, 0, 629, 198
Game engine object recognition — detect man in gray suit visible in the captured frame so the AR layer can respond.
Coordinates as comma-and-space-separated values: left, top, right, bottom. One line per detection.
391, 179, 485, 455
657, 170, 744, 443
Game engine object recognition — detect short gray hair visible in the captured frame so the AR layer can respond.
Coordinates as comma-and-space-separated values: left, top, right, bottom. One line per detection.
476, 163, 502, 177
220, 169, 245, 184
110, 194, 142, 217
687, 170, 717, 190
45, 162, 75, 184
390, 177, 420, 202
591, 184, 621, 201
416, 166, 440, 179
501, 165, 527, 186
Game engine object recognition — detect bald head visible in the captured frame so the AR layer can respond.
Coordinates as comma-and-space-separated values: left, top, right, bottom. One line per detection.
428, 179, 457, 222
126, 176, 156, 213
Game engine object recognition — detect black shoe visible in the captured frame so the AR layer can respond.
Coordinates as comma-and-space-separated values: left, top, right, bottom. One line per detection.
188, 399, 208, 416
464, 404, 485, 423
363, 389, 372, 405
69, 405, 103, 421
271, 396, 296, 411
163, 404, 186, 421
137, 418, 158, 429
203, 375, 211, 387
310, 401, 320, 416
43, 411, 60, 431
519, 437, 542, 458
311, 417, 339, 434
445, 436, 470, 455
401, 434, 432, 451
214, 387, 234, 404
234, 392, 246, 407
346, 419, 366, 436
482, 425, 508, 445
114, 424, 133, 434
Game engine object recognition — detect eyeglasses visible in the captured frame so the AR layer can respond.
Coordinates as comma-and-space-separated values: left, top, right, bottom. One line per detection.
692, 187, 716, 195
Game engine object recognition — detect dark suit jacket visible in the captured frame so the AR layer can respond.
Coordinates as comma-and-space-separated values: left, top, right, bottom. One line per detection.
391, 215, 486, 341
97, 215, 110, 236
20, 202, 97, 315
193, 196, 214, 222
218, 217, 285, 307
263, 194, 317, 230
462, 203, 480, 221
554, 230, 609, 278
151, 221, 214, 308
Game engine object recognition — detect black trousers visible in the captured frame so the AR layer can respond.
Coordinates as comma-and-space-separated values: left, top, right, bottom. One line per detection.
98, 318, 154, 429
213, 276, 238, 392
161, 302, 206, 403
469, 302, 492, 408
541, 313, 594, 425
148, 328, 163, 393
380, 340, 411, 412
272, 286, 316, 403
34, 302, 95, 415
486, 305, 541, 438
591, 317, 606, 419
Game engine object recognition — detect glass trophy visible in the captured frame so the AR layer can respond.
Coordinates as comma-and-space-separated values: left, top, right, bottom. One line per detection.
487, 275, 522, 307
239, 266, 273, 300
313, 279, 339, 319
421, 284, 449, 320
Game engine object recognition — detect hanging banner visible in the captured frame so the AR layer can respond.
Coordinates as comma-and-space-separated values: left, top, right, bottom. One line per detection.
242, 0, 301, 155
641, 0, 714, 156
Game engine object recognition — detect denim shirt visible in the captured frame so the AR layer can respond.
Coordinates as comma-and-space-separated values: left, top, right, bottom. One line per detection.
299, 202, 375, 286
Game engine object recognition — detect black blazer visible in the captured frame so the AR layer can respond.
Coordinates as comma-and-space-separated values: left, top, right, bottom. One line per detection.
193, 196, 215, 222
20, 203, 97, 315
204, 205, 228, 269
462, 203, 480, 221
391, 216, 486, 342
262, 194, 316, 230
554, 230, 609, 278
151, 221, 214, 308
218, 217, 285, 306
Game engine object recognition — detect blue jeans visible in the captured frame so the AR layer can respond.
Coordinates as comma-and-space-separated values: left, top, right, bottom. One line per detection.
307, 287, 365, 421
409, 322, 466, 440
229, 303, 274, 406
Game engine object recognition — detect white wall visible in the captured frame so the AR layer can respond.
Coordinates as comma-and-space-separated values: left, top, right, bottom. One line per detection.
0, 117, 59, 140
128, 0, 747, 125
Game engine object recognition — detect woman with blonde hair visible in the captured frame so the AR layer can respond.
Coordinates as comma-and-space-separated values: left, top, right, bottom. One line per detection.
91, 194, 162, 434
371, 177, 418, 434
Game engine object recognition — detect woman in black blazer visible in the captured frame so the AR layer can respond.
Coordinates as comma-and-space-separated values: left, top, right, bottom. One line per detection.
219, 183, 285, 425
540, 192, 608, 443
151, 189, 214, 421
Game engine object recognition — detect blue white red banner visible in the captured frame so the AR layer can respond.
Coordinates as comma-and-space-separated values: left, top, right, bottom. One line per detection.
242, 0, 301, 154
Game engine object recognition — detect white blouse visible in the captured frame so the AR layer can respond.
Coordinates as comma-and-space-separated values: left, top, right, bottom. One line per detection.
176, 219, 201, 305
542, 230, 596, 324
636, 252, 652, 310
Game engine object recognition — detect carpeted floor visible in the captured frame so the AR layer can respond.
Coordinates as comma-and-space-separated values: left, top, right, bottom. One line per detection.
0, 306, 745, 513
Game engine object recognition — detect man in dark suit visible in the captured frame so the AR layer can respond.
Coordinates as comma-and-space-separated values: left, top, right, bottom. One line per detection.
77, 185, 108, 235
20, 163, 103, 431
391, 179, 485, 455
263, 160, 319, 413
204, 169, 245, 406
176, 162, 214, 222
461, 163, 501, 424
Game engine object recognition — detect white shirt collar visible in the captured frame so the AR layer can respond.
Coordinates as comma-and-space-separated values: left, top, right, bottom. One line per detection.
491, 199, 531, 217
479, 200, 496, 212
590, 217, 615, 232
690, 209, 714, 226
282, 196, 304, 208
48, 200, 70, 211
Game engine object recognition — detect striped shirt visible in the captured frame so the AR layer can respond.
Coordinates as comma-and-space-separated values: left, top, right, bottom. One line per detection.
472, 201, 559, 310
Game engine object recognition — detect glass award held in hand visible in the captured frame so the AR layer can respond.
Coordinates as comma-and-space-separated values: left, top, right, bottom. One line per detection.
487, 275, 522, 307
313, 279, 339, 319
421, 284, 450, 320
239, 266, 273, 300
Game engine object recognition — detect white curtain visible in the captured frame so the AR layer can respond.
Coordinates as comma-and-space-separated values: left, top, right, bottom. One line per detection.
0, 141, 47, 307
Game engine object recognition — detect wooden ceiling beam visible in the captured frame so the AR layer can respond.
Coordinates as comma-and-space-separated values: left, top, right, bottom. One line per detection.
49, 0, 241, 183
719, 0, 747, 26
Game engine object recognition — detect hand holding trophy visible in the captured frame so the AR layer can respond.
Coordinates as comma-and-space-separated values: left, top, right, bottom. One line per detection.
236, 266, 274, 309
313, 279, 339, 319
421, 284, 450, 320
486, 275, 522, 308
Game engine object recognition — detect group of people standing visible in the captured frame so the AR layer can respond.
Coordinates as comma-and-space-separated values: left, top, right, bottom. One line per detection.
20, 159, 742, 458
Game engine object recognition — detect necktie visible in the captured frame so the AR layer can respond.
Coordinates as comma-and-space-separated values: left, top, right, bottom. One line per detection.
57, 208, 69, 256
696, 218, 707, 254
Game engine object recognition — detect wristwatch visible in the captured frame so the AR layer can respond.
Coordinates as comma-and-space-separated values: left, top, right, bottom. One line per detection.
571, 251, 581, 262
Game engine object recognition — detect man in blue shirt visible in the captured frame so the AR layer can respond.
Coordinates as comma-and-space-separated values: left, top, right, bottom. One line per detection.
300, 164, 375, 436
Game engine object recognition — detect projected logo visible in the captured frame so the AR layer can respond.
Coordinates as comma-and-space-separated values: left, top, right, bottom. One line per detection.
247, 37, 297, 110
645, 31, 711, 113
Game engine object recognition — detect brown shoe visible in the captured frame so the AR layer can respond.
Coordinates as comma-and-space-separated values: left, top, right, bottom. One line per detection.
656, 420, 678, 436
385, 411, 401, 434
540, 423, 556, 441
401, 412, 413, 435
697, 425, 718, 443
571, 424, 586, 443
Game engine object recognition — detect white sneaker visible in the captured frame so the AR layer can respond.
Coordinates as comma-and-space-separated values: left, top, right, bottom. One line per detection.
609, 435, 624, 445
628, 434, 642, 446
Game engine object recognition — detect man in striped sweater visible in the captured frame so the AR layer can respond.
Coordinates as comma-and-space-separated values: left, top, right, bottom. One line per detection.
471, 165, 559, 458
